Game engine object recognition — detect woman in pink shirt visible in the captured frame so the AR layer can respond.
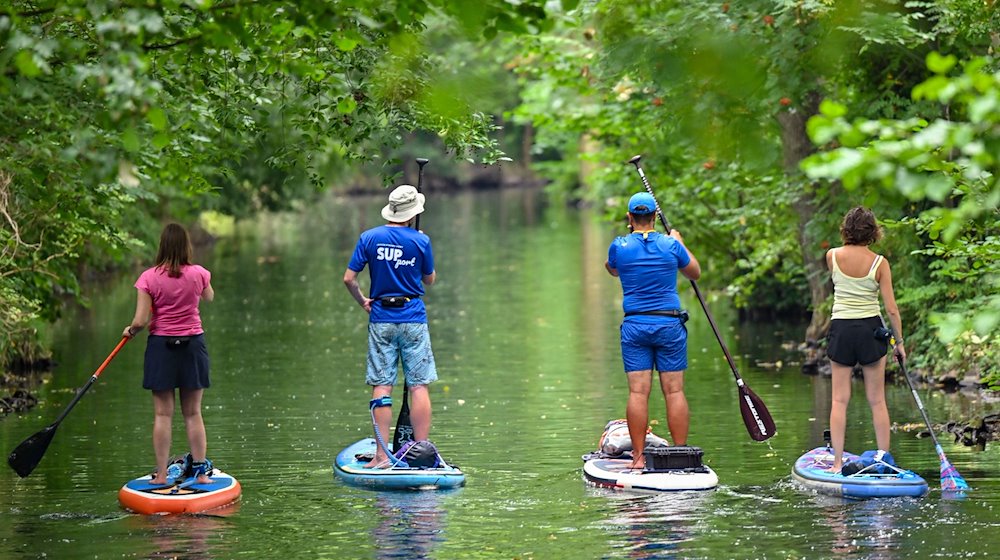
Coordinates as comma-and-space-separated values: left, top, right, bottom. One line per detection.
123, 223, 215, 485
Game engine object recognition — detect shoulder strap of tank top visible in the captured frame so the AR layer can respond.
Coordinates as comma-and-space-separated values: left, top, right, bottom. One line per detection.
867, 254, 883, 278
830, 249, 841, 273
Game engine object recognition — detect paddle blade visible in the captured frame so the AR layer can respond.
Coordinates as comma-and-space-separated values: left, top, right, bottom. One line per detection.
739, 384, 776, 442
936, 444, 970, 491
7, 424, 58, 478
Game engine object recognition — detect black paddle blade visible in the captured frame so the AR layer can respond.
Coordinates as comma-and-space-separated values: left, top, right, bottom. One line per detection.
7, 424, 58, 478
739, 384, 776, 442
391, 386, 414, 453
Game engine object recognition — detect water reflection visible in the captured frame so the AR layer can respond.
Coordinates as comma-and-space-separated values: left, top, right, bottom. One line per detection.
126, 506, 240, 560
372, 490, 448, 559
809, 495, 919, 560
587, 489, 712, 559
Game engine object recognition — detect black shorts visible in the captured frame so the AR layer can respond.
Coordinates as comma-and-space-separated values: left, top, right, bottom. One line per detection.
143, 334, 211, 391
826, 317, 888, 366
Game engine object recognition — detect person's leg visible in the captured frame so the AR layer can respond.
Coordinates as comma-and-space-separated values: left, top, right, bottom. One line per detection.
626, 370, 652, 469
367, 385, 394, 468
366, 323, 401, 468
408, 384, 432, 441
828, 362, 854, 471
179, 387, 212, 483
400, 323, 438, 442
861, 356, 890, 453
150, 390, 175, 484
659, 370, 688, 446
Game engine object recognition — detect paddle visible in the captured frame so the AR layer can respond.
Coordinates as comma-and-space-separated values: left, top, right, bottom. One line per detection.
627, 155, 776, 442
889, 335, 970, 491
8, 336, 130, 477
391, 157, 429, 453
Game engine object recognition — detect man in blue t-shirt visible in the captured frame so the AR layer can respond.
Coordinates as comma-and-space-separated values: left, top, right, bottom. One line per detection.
344, 184, 437, 468
605, 192, 701, 470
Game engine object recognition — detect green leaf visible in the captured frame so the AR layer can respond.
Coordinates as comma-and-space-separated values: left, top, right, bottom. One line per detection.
147, 107, 167, 131
337, 97, 357, 114
819, 99, 847, 118
122, 127, 141, 153
15, 51, 41, 77
335, 37, 359, 52
926, 52, 957, 75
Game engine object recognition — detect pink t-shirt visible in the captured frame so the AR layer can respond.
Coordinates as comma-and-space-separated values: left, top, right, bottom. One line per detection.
135, 264, 211, 336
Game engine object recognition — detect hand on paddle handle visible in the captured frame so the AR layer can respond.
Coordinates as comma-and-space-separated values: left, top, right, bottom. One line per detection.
669, 229, 684, 242
122, 325, 138, 338
894, 340, 906, 363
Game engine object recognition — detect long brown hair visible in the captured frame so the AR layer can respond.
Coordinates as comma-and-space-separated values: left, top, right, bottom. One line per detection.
155, 223, 193, 277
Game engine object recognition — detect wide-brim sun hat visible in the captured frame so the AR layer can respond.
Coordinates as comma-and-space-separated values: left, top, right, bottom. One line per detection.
381, 184, 426, 222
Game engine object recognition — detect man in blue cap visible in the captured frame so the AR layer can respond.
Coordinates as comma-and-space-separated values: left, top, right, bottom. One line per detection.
605, 192, 701, 470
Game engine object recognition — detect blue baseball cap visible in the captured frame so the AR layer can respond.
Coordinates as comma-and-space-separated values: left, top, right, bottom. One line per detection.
628, 192, 656, 215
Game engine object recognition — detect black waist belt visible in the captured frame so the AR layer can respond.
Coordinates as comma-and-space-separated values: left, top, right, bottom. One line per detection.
624, 309, 689, 322
379, 295, 420, 308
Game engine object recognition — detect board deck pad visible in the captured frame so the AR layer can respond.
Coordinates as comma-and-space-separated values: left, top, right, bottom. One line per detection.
792, 446, 928, 499
118, 470, 242, 515
333, 438, 465, 490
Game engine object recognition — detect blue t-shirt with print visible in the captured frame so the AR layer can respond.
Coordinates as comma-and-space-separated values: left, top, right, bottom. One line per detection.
348, 225, 435, 324
607, 231, 691, 323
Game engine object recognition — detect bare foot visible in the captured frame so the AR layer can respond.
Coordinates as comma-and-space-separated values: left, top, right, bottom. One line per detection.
196, 475, 213, 484
825, 464, 842, 474
363, 457, 391, 469
149, 476, 168, 485
628, 460, 645, 471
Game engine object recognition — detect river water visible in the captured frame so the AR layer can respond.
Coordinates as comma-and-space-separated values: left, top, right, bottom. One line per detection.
2, 187, 998, 559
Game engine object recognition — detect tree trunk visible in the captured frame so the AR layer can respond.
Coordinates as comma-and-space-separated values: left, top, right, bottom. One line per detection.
777, 92, 831, 360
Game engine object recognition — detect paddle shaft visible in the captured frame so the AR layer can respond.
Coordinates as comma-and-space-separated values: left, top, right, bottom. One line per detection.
52, 336, 129, 424
627, 155, 774, 440
8, 336, 129, 477
391, 157, 429, 453
628, 159, 746, 384
896, 354, 946, 450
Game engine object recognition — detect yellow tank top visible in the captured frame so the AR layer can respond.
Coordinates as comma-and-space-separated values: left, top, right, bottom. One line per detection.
831, 250, 882, 320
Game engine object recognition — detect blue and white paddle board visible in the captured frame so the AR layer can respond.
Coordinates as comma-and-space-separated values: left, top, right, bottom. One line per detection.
333, 438, 465, 490
582, 453, 718, 492
792, 446, 928, 499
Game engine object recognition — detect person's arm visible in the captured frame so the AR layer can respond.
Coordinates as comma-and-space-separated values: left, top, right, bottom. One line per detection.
671, 229, 701, 281
123, 289, 153, 338
605, 261, 619, 277
343, 268, 372, 313
423, 271, 436, 286
877, 258, 905, 361
201, 281, 215, 302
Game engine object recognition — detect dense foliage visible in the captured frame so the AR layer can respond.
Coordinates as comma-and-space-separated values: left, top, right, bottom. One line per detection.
504, 0, 997, 382
2, 0, 997, 387
804, 54, 999, 387
0, 0, 554, 366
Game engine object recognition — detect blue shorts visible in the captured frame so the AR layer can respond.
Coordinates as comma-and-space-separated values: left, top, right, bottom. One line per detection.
366, 323, 438, 387
620, 320, 687, 373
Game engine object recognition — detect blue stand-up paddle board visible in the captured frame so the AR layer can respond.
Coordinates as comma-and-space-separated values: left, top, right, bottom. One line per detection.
792, 446, 928, 499
333, 438, 465, 490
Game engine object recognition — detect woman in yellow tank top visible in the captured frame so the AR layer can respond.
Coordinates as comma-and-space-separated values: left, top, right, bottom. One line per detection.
825, 207, 906, 473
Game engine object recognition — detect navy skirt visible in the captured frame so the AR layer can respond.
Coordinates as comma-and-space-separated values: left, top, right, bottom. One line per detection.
826, 317, 888, 367
143, 334, 211, 391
